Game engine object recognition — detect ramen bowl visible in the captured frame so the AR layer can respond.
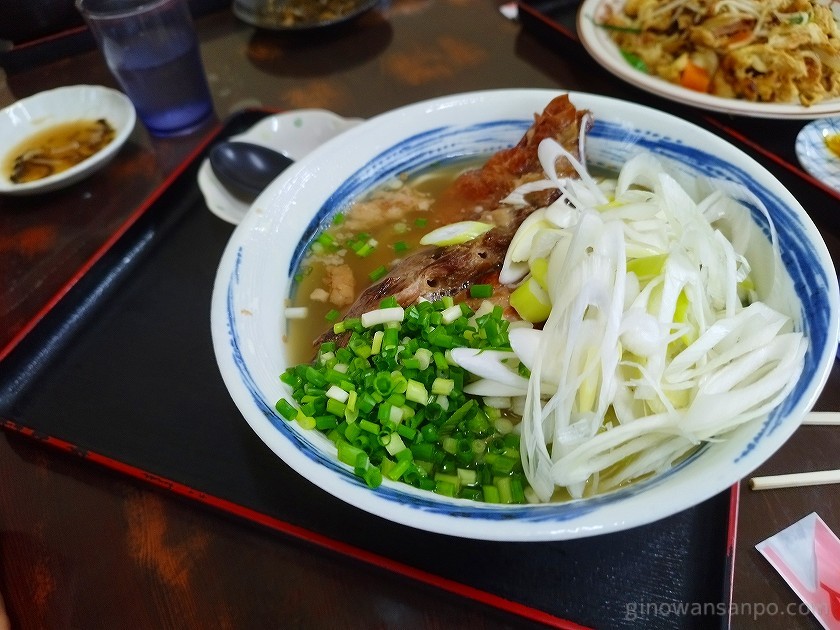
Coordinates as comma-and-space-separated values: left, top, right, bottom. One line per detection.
210, 89, 839, 541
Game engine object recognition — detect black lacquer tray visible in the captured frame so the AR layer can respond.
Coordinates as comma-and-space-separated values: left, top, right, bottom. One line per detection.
0, 110, 738, 629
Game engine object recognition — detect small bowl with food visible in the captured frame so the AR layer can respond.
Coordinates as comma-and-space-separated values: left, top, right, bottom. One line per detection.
232, 0, 380, 31
0, 84, 136, 196
211, 89, 839, 540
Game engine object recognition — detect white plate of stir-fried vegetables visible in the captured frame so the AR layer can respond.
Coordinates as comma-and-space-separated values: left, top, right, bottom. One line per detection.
578, 0, 840, 119
211, 89, 838, 540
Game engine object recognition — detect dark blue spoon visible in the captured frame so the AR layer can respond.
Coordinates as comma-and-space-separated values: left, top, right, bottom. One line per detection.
209, 140, 295, 200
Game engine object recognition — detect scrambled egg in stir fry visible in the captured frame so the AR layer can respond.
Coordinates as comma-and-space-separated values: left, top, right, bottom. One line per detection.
601, 0, 840, 105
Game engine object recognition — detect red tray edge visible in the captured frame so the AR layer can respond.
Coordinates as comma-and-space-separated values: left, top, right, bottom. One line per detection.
1, 418, 596, 630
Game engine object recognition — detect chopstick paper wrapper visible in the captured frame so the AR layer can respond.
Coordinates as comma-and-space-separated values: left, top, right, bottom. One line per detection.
756, 513, 840, 629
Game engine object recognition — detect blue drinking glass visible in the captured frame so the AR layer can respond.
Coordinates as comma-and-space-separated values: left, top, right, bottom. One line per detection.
77, 0, 215, 137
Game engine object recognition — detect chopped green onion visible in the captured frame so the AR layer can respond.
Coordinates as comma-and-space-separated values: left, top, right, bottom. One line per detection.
457, 468, 477, 486
405, 379, 429, 405
384, 433, 407, 456
362, 466, 382, 488
469, 284, 493, 298
275, 398, 297, 421
348, 337, 372, 358
434, 479, 457, 497
315, 415, 338, 430
359, 419, 379, 434
441, 304, 463, 324
295, 410, 316, 430
277, 295, 525, 503
326, 398, 346, 416
326, 385, 349, 403
431, 377, 454, 396
385, 457, 412, 481
349, 234, 378, 257
482, 484, 500, 503
315, 232, 338, 251
361, 306, 405, 328
368, 265, 388, 282
370, 330, 384, 355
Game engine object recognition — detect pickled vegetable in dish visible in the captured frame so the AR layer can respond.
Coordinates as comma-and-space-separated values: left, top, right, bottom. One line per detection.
598, 0, 840, 105
276, 96, 807, 504
5, 119, 116, 184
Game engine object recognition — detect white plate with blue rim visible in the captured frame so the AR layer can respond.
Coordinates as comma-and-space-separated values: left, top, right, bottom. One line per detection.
198, 109, 362, 224
795, 117, 840, 195
210, 89, 839, 541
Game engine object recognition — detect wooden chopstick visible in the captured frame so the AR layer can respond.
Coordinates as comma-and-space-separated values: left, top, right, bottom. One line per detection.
750, 469, 840, 491
803, 411, 840, 425
747, 412, 840, 490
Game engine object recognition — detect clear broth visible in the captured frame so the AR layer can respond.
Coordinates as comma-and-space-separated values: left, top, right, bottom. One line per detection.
285, 155, 486, 364
4, 119, 116, 184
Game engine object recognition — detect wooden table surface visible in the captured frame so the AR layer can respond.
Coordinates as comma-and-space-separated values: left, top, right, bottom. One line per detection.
1, 2, 838, 628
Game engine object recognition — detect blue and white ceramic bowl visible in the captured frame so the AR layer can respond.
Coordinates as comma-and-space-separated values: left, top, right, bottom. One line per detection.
211, 89, 839, 541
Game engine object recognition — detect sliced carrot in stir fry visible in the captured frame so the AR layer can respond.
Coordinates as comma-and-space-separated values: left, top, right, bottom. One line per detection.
680, 61, 711, 93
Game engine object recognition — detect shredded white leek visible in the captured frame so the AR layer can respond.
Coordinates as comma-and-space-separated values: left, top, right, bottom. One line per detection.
453, 147, 808, 502
420, 220, 493, 246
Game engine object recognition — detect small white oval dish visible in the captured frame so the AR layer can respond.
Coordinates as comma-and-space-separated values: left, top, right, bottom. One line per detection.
795, 118, 840, 194
0, 85, 136, 196
198, 109, 362, 225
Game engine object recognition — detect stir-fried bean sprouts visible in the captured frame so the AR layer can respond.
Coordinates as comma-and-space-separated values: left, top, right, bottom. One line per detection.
600, 0, 840, 105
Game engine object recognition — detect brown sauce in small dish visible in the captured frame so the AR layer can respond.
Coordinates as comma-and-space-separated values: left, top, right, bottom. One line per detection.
4, 118, 116, 184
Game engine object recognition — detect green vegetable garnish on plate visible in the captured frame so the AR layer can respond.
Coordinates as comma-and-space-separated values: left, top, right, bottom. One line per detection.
620, 49, 649, 73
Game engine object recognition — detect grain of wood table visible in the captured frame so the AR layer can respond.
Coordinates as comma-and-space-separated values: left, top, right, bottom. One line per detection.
1, 2, 838, 628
